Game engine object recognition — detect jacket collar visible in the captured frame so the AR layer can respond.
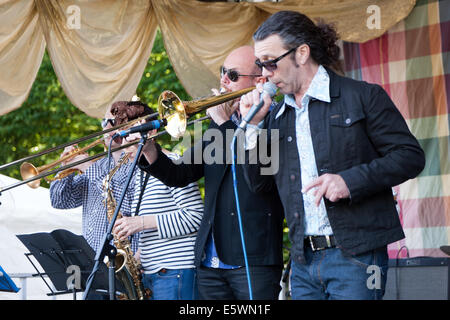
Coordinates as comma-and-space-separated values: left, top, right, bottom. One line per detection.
326, 66, 341, 99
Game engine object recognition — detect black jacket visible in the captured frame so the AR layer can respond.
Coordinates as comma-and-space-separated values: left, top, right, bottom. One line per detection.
138, 120, 284, 267
243, 69, 426, 264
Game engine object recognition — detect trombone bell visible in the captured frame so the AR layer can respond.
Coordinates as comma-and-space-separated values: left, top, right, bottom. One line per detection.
158, 91, 187, 139
157, 86, 255, 139
20, 162, 41, 189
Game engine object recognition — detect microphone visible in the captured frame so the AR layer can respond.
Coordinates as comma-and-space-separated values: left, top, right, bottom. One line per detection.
113, 119, 167, 138
235, 82, 277, 134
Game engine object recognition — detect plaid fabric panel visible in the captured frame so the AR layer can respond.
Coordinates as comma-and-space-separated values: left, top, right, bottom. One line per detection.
342, 0, 450, 259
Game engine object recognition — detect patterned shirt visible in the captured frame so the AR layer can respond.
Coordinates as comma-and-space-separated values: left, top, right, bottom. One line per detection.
49, 154, 138, 253
275, 65, 333, 236
134, 153, 204, 274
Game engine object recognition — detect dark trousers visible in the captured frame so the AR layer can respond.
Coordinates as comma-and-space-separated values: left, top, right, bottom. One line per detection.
197, 265, 282, 300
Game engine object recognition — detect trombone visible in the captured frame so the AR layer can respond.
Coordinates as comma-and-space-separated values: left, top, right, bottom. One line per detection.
0, 87, 255, 192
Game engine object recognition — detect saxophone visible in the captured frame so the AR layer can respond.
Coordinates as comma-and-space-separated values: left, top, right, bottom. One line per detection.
102, 153, 148, 300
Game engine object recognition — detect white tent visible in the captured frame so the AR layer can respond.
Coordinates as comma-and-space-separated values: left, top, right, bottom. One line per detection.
0, 174, 82, 300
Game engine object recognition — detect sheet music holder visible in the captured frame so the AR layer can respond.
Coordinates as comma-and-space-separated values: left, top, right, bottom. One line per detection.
0, 265, 20, 293
17, 229, 120, 299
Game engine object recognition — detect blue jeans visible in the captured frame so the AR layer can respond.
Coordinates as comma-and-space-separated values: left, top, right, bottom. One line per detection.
290, 246, 388, 300
142, 268, 198, 300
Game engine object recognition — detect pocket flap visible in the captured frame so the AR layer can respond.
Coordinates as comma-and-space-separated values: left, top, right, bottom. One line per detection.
330, 110, 365, 127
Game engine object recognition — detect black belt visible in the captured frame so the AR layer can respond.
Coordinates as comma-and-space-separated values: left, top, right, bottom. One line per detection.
304, 235, 336, 252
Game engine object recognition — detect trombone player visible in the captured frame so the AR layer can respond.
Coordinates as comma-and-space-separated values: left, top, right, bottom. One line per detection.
137, 46, 285, 300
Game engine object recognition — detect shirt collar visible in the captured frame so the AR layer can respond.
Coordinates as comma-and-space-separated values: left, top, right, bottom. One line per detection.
276, 65, 330, 119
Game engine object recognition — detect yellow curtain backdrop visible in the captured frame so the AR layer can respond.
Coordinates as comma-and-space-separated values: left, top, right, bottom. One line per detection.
35, 0, 158, 118
0, 0, 416, 118
0, 0, 45, 116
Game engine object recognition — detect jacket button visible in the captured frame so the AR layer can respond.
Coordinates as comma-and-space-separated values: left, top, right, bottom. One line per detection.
230, 212, 235, 216
290, 174, 295, 181
345, 118, 351, 124
287, 136, 293, 142
294, 212, 299, 218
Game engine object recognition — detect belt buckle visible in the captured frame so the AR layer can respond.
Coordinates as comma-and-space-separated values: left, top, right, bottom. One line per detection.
308, 235, 331, 252
308, 236, 322, 252
325, 235, 332, 248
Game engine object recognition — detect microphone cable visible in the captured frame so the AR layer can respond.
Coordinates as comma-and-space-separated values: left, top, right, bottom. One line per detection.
227, 82, 275, 300
230, 133, 253, 300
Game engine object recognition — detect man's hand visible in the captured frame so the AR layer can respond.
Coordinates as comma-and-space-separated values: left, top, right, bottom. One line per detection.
141, 137, 158, 164
302, 173, 350, 206
124, 125, 156, 159
239, 82, 272, 125
60, 144, 93, 172
206, 88, 239, 126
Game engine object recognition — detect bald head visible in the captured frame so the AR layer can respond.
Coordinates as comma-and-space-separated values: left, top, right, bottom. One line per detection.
224, 45, 260, 75
221, 45, 262, 91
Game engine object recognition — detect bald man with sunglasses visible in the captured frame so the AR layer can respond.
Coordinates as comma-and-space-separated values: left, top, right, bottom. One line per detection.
206, 46, 263, 126
139, 46, 285, 300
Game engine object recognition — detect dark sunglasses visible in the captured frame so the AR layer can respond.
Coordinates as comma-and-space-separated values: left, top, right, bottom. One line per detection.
101, 118, 116, 128
255, 46, 298, 72
220, 66, 261, 82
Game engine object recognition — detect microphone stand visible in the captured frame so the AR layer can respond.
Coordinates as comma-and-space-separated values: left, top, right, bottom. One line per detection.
82, 132, 147, 300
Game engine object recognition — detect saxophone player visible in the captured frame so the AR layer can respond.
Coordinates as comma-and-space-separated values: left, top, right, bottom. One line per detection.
113, 102, 204, 300
49, 101, 152, 299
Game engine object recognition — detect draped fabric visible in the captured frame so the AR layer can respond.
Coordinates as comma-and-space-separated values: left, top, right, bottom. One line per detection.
343, 0, 450, 259
0, 0, 416, 117
0, 0, 45, 116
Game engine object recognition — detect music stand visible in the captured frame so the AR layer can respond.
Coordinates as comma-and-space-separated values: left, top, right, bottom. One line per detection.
17, 229, 115, 300
0, 265, 20, 293
441, 246, 450, 257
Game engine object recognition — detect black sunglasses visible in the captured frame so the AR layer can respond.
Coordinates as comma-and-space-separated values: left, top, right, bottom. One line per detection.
101, 118, 116, 128
220, 66, 261, 82
255, 46, 298, 72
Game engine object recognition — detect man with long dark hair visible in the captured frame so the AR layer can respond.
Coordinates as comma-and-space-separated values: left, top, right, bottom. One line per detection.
239, 10, 425, 300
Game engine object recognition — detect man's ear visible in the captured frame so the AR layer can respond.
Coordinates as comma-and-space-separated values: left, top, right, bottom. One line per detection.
297, 44, 311, 65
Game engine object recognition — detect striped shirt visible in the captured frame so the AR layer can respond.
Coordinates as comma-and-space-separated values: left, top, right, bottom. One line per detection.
49, 154, 138, 253
134, 153, 204, 274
